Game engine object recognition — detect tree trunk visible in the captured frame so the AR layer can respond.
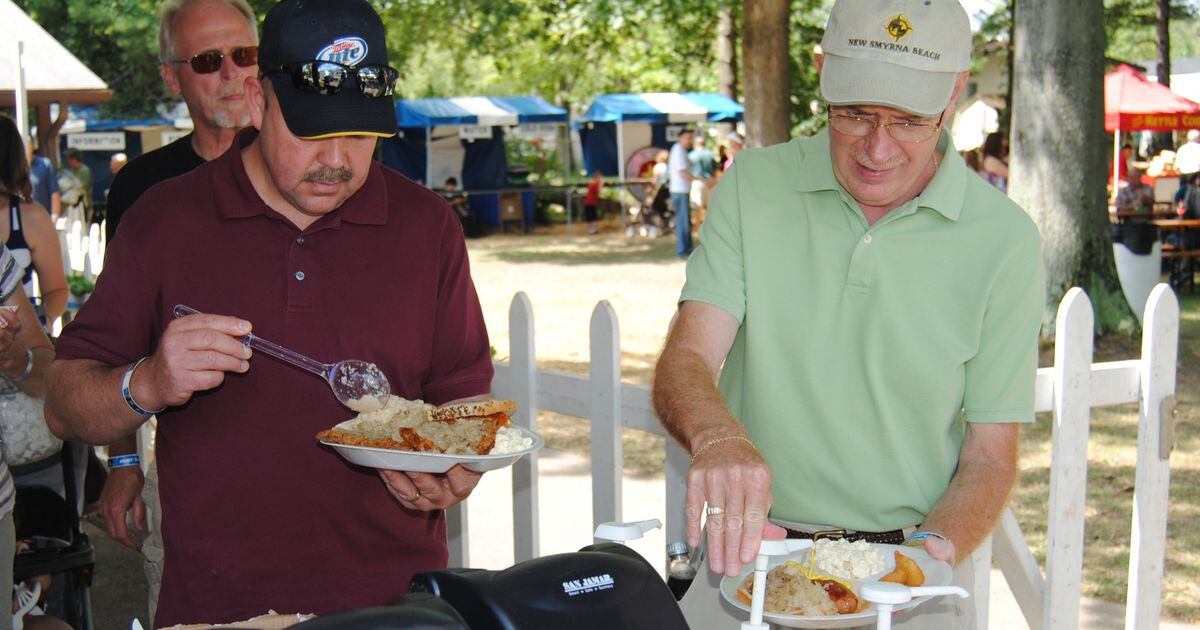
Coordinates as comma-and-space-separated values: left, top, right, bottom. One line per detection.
1157, 0, 1171, 87
718, 6, 739, 101
1009, 0, 1137, 336
1003, 0, 1014, 130
742, 0, 790, 147
1152, 0, 1174, 153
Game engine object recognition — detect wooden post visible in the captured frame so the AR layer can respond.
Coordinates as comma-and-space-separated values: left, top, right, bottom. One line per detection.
446, 505, 469, 567
972, 535, 993, 630
509, 292, 540, 562
1125, 284, 1180, 630
1044, 288, 1093, 630
664, 440, 689, 561
590, 301, 622, 535
993, 507, 1045, 629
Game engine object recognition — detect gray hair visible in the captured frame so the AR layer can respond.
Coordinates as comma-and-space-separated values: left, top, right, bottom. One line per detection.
158, 0, 258, 65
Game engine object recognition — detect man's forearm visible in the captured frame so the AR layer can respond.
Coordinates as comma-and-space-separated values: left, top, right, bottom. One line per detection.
46, 359, 150, 445
653, 345, 745, 453
919, 423, 1019, 562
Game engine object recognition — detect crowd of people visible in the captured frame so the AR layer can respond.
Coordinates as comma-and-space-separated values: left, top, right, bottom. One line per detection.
0, 114, 71, 630
617, 129, 743, 249
0, 0, 1051, 629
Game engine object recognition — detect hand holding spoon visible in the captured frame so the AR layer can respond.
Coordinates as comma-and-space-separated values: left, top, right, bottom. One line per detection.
173, 304, 390, 411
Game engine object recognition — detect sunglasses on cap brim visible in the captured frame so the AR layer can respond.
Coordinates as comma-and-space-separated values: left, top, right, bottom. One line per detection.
172, 46, 258, 74
266, 61, 399, 98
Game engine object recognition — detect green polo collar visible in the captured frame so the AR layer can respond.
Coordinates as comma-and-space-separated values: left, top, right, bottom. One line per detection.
792, 128, 966, 222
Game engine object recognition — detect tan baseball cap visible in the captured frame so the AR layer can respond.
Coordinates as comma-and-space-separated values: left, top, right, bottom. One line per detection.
819, 0, 972, 117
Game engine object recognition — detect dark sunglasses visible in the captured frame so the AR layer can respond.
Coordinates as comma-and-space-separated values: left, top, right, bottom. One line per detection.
266, 61, 398, 98
172, 46, 258, 74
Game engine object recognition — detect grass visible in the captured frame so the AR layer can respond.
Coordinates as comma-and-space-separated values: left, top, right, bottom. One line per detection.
1012, 292, 1200, 622
466, 224, 1199, 621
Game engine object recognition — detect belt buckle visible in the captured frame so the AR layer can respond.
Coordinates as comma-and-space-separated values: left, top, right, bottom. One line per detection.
811, 529, 846, 542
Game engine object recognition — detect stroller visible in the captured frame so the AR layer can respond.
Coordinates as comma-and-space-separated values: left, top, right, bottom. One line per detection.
626, 182, 674, 238
12, 442, 96, 629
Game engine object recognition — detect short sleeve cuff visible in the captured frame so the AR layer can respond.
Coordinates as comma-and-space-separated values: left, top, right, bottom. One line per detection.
53, 338, 137, 367
679, 290, 745, 324
963, 408, 1035, 424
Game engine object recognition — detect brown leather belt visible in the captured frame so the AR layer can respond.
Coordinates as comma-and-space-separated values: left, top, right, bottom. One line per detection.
783, 527, 907, 546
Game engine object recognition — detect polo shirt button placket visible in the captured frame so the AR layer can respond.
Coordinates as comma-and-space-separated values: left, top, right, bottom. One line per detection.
863, 234, 873, 244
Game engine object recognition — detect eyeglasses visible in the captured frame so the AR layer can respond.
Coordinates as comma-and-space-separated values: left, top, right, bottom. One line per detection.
827, 106, 942, 144
171, 46, 258, 74
266, 61, 398, 98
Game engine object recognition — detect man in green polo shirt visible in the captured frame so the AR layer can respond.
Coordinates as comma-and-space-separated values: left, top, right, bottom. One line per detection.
654, 1, 1043, 628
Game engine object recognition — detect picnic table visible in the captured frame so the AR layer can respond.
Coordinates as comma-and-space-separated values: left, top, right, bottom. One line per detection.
1152, 218, 1200, 292
1110, 210, 1176, 221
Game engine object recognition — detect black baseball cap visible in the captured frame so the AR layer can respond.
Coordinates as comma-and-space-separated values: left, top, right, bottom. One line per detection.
259, 0, 398, 139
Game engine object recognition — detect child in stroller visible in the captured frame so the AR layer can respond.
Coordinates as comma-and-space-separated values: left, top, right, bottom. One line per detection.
626, 182, 674, 238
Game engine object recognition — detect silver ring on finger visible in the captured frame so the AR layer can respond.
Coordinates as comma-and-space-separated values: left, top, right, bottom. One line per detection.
706, 506, 725, 516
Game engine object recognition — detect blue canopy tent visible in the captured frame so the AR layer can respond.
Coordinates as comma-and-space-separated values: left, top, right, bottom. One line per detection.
575, 92, 743, 181
381, 96, 569, 226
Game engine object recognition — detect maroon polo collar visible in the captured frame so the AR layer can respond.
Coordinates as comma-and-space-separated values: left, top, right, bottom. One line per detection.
212, 127, 388, 229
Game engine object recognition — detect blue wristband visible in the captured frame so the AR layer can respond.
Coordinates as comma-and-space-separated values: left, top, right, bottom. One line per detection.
108, 454, 140, 469
905, 531, 950, 546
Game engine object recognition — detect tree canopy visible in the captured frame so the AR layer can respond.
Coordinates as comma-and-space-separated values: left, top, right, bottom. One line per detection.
20, 0, 1200, 139
18, 0, 826, 132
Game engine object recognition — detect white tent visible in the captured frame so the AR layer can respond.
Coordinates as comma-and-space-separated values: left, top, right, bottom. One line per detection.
0, 0, 111, 156
952, 98, 1000, 152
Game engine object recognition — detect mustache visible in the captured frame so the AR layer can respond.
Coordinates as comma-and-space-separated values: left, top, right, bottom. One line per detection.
848, 148, 907, 172
215, 83, 243, 99
303, 167, 352, 184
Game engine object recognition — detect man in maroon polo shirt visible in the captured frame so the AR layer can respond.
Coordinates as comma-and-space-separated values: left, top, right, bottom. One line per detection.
44, 0, 493, 626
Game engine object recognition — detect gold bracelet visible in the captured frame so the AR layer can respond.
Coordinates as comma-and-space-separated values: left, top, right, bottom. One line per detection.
690, 435, 757, 464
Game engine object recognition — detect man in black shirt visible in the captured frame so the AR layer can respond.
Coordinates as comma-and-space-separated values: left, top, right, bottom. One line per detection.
98, 0, 259, 621
105, 137, 204, 243
104, 0, 259, 243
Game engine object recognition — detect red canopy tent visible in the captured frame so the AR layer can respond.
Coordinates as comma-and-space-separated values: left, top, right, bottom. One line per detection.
1106, 64, 1200, 132
1105, 64, 1200, 197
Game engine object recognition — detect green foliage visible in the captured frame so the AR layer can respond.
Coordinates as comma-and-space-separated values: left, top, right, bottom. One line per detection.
1105, 0, 1200, 61
978, 1, 1200, 68
18, 0, 165, 117
22, 0, 824, 135
387, 0, 726, 106
66, 272, 94, 297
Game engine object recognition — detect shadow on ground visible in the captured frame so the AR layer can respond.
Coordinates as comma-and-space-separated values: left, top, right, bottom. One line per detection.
483, 237, 681, 266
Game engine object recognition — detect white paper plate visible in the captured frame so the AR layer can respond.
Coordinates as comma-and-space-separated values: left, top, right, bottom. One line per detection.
719, 543, 953, 629
320, 426, 543, 473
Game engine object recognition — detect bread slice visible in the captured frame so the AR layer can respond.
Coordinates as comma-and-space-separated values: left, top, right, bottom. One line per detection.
431, 399, 517, 422
315, 428, 406, 450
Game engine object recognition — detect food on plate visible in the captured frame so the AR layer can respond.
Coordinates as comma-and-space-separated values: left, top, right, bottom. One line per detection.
491, 425, 536, 454
345, 394, 388, 413
880, 550, 925, 587
812, 538, 886, 580
316, 398, 518, 455
735, 561, 861, 615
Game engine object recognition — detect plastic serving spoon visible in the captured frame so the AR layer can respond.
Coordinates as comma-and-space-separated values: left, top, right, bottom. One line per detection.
173, 304, 390, 411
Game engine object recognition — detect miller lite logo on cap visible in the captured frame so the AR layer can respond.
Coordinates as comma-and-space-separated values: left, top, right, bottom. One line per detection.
317, 37, 369, 67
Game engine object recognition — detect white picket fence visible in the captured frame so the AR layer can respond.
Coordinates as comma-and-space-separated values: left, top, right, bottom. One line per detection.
453, 284, 1181, 630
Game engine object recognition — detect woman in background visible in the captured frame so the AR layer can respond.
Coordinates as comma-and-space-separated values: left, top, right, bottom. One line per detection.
0, 116, 67, 325
980, 131, 1009, 192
